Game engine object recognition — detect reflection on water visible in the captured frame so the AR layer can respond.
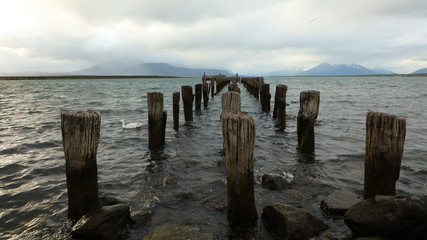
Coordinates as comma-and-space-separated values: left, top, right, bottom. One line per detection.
0, 76, 426, 239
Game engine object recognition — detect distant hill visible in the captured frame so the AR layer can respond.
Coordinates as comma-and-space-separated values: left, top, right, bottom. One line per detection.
371, 67, 396, 75
73, 61, 232, 77
412, 67, 427, 74
266, 68, 304, 76
297, 63, 395, 76
73, 59, 142, 75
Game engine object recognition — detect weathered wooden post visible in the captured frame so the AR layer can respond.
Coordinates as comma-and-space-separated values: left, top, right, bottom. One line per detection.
297, 91, 320, 153
203, 82, 209, 109
195, 84, 202, 110
273, 85, 288, 118
277, 98, 287, 129
260, 83, 271, 112
173, 92, 180, 130
181, 85, 193, 121
61, 110, 100, 221
364, 112, 406, 199
210, 78, 215, 98
228, 84, 240, 93
221, 111, 257, 226
161, 111, 167, 146
147, 92, 166, 150
221, 91, 241, 113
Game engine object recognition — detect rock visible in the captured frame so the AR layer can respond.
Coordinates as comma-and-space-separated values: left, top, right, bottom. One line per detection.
262, 174, 292, 190
262, 204, 328, 240
282, 189, 313, 200
71, 204, 131, 240
98, 195, 121, 206
142, 223, 209, 240
172, 191, 197, 201
185, 160, 200, 168
130, 209, 151, 228
204, 199, 227, 212
344, 195, 427, 239
162, 175, 177, 187
320, 189, 361, 216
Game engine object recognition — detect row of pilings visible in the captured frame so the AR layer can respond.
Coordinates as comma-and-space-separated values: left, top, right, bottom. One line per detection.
60, 74, 407, 236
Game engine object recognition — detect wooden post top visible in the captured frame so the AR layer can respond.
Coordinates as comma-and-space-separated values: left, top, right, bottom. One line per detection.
299, 90, 320, 120
61, 110, 100, 118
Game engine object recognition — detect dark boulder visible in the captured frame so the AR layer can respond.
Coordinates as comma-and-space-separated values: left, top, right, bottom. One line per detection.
262, 203, 328, 240
71, 204, 131, 240
262, 174, 292, 190
320, 189, 361, 216
344, 195, 427, 239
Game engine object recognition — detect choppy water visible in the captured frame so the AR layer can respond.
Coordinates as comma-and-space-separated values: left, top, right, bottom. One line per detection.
0, 76, 426, 239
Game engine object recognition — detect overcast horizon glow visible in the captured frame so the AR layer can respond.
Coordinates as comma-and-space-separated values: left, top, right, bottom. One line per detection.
1, 0, 427, 74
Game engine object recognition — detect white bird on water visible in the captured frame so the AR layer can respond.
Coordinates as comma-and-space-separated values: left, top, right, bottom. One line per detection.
118, 120, 143, 129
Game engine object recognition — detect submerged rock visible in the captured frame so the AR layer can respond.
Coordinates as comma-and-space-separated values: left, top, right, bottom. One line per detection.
162, 175, 177, 187
172, 191, 197, 201
71, 204, 131, 240
98, 195, 121, 206
262, 203, 328, 240
344, 195, 427, 239
261, 174, 292, 190
142, 223, 210, 240
321, 189, 361, 216
130, 209, 152, 229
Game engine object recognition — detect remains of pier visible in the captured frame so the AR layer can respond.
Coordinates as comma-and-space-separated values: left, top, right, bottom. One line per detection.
173, 92, 180, 130
181, 85, 194, 121
297, 90, 320, 153
364, 112, 406, 199
61, 110, 100, 221
241, 77, 264, 99
260, 83, 271, 112
273, 85, 288, 119
147, 92, 167, 150
195, 84, 202, 111
221, 110, 257, 226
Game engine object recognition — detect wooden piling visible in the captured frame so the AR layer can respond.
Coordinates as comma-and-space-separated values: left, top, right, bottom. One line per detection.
181, 85, 193, 121
210, 79, 215, 98
273, 85, 288, 118
228, 83, 240, 93
220, 111, 257, 226
260, 83, 271, 112
203, 83, 209, 109
297, 91, 320, 153
195, 84, 202, 110
364, 112, 406, 199
277, 98, 287, 129
221, 91, 241, 113
61, 110, 100, 221
147, 92, 166, 150
161, 111, 167, 146
173, 92, 180, 130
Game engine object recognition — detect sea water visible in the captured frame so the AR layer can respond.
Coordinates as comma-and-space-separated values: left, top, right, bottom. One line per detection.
0, 76, 426, 239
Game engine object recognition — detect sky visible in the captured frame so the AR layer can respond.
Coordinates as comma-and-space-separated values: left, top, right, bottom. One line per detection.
1, 0, 427, 74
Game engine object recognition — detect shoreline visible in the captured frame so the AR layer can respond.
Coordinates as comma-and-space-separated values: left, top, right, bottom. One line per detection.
1, 73, 427, 80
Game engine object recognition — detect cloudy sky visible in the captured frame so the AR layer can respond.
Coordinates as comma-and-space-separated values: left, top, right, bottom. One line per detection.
1, 0, 427, 74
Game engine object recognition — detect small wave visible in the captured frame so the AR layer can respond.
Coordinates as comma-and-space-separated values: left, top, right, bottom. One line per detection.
0, 141, 61, 155
0, 163, 26, 174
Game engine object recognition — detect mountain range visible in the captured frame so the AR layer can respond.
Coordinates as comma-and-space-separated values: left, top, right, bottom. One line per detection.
2, 60, 427, 77
293, 63, 396, 76
72, 60, 232, 77
412, 67, 427, 74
